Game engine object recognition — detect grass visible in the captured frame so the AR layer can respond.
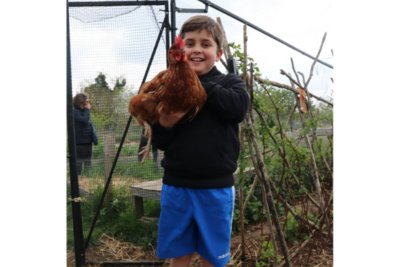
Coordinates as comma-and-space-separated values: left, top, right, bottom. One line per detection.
67, 184, 160, 250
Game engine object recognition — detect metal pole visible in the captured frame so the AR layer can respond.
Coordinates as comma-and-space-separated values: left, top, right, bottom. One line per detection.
197, 0, 333, 69
68, 1, 168, 7
84, 117, 132, 251
66, 2, 85, 266
164, 2, 170, 67
141, 14, 169, 85
170, 0, 177, 41
84, 14, 169, 250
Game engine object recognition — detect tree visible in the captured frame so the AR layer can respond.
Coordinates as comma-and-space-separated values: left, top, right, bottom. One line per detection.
84, 72, 129, 131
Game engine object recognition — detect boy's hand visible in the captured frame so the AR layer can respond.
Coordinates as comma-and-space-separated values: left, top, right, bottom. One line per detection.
158, 110, 187, 128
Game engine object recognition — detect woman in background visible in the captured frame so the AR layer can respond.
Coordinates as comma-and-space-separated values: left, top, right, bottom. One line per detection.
73, 93, 98, 176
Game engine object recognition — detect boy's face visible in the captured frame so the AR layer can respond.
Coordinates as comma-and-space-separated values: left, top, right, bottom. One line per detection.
183, 29, 223, 76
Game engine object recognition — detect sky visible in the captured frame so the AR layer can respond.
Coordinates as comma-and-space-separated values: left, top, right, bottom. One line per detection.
176, 0, 334, 99
69, 3, 169, 95
2, 0, 400, 266
68, 0, 334, 100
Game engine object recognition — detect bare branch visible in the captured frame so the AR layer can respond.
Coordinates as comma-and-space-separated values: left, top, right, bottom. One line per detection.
275, 71, 333, 106
290, 57, 301, 85
216, 17, 232, 59
305, 32, 327, 88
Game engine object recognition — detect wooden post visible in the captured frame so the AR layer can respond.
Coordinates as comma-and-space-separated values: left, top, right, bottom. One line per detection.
242, 23, 291, 267
133, 196, 144, 218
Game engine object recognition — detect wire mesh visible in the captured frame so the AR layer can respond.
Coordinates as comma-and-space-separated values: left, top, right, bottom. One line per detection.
67, 3, 167, 256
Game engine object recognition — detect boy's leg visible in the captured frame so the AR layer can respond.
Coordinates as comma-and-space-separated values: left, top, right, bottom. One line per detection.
199, 256, 214, 267
157, 185, 197, 260
192, 186, 235, 267
170, 254, 213, 267
170, 254, 194, 267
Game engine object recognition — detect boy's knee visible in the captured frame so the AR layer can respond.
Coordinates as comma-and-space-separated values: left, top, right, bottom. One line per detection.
200, 256, 214, 267
170, 254, 194, 267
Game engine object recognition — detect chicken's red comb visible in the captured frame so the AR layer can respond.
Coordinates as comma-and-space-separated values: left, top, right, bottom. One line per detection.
175, 35, 184, 49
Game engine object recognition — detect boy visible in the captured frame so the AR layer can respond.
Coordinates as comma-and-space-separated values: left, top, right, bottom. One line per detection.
153, 15, 249, 267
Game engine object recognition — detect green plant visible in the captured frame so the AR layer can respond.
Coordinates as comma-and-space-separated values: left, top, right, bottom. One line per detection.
144, 199, 161, 217
67, 185, 159, 250
284, 212, 308, 243
80, 164, 104, 178
256, 240, 280, 267
91, 142, 104, 159
232, 174, 266, 233
120, 144, 136, 157
114, 160, 162, 178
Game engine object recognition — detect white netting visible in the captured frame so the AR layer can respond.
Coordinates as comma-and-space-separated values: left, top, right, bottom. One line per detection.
69, 2, 168, 94
70, 5, 142, 23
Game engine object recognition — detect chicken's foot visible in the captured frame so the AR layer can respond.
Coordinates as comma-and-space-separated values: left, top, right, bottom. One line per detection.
138, 121, 152, 163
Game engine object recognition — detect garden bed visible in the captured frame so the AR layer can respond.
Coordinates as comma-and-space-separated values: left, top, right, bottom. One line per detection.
67, 223, 332, 267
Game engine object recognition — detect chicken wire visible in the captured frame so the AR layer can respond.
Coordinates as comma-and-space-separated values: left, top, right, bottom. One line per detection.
68, 2, 167, 219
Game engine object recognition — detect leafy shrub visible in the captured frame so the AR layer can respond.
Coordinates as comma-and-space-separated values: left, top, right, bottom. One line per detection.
67, 185, 159, 249
256, 241, 281, 267
284, 212, 308, 243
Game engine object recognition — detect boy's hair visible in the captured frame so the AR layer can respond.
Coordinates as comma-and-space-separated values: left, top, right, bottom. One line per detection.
179, 15, 225, 51
73, 93, 88, 108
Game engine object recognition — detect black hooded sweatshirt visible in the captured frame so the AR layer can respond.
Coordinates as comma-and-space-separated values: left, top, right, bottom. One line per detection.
152, 66, 250, 188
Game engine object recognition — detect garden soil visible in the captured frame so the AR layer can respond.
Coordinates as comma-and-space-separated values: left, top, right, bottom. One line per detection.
68, 177, 332, 266
67, 223, 332, 267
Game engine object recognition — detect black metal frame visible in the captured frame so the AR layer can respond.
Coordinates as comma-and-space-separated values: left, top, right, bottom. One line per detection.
67, 3, 86, 266
196, 0, 333, 69
67, 1, 169, 266
67, 1, 333, 266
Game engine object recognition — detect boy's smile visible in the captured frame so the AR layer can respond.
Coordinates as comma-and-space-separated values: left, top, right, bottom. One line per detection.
183, 29, 223, 76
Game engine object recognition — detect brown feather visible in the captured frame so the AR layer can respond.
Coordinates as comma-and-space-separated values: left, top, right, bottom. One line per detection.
128, 38, 207, 161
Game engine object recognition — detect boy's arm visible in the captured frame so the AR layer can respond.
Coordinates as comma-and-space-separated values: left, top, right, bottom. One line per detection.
202, 74, 250, 123
152, 123, 175, 151
152, 110, 186, 150
152, 107, 187, 150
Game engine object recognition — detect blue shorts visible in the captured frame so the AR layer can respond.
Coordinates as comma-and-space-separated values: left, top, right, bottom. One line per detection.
156, 184, 235, 267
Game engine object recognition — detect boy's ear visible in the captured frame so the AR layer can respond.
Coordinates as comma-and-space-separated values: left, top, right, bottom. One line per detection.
216, 49, 223, 62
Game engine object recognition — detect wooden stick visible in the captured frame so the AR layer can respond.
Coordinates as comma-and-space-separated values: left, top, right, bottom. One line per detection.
217, 17, 233, 59
252, 105, 321, 210
242, 23, 287, 266
255, 76, 333, 107
242, 174, 258, 211
244, 113, 291, 266
305, 32, 327, 89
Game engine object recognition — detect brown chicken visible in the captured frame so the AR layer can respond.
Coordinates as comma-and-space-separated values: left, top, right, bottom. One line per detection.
128, 35, 207, 161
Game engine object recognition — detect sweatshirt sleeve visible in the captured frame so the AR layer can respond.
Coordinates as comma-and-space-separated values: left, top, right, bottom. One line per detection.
151, 123, 176, 151
202, 74, 249, 123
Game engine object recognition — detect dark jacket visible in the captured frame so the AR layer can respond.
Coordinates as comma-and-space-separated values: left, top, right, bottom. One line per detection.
74, 107, 95, 145
152, 66, 249, 188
